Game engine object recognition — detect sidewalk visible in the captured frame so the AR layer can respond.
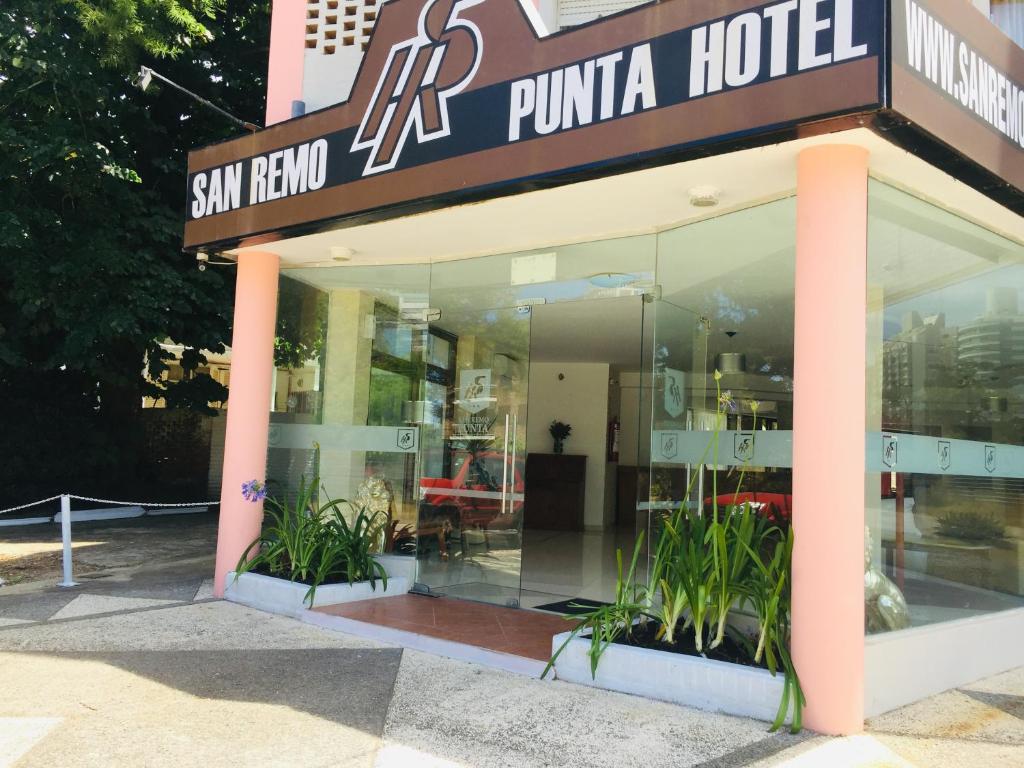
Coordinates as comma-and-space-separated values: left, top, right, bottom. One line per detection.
0, 564, 1021, 767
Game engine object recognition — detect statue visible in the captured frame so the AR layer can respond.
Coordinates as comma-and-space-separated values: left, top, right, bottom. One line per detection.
865, 527, 911, 633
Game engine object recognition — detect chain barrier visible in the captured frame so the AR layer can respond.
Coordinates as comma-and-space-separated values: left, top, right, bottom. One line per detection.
0, 494, 220, 517
68, 495, 221, 508
0, 495, 63, 516
0, 493, 221, 588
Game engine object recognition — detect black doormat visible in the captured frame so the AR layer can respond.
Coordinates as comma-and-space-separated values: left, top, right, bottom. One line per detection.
532, 597, 610, 615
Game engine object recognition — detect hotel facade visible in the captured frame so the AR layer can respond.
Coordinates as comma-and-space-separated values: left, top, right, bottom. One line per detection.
186, 0, 1024, 735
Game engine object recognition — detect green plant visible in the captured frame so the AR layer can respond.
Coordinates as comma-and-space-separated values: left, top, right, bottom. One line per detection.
234, 450, 387, 607
935, 510, 1006, 542
549, 421, 572, 441
544, 373, 804, 733
544, 535, 648, 679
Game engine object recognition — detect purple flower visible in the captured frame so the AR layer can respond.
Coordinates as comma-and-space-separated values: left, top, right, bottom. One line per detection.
718, 390, 737, 413
241, 479, 267, 503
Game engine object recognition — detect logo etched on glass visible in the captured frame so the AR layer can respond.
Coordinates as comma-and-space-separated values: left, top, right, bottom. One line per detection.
882, 434, 898, 468
397, 428, 417, 451
734, 433, 754, 463
660, 432, 678, 461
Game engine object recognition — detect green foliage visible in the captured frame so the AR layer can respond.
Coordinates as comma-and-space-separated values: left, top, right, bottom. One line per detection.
274, 277, 329, 369
69, 0, 221, 65
935, 510, 1006, 542
236, 456, 388, 608
0, 0, 270, 503
545, 375, 804, 733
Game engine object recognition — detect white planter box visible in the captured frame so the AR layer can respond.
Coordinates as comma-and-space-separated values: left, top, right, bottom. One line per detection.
551, 632, 784, 723
224, 570, 408, 617
373, 553, 417, 585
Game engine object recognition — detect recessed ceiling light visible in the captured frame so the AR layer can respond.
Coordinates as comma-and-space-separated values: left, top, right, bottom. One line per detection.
330, 246, 355, 262
688, 186, 720, 207
589, 272, 636, 288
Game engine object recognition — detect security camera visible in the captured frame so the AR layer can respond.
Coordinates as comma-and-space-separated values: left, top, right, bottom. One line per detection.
196, 252, 209, 272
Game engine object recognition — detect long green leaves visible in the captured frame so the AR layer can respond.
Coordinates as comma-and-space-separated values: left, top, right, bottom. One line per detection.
544, 371, 805, 732
235, 449, 388, 607
543, 535, 650, 680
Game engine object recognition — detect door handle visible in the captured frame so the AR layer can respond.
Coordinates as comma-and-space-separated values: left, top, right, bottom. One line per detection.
501, 414, 510, 517
509, 413, 518, 516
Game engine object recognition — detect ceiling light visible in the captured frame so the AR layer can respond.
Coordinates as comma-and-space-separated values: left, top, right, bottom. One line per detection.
688, 185, 720, 207
715, 352, 746, 374
330, 246, 355, 262
589, 272, 636, 288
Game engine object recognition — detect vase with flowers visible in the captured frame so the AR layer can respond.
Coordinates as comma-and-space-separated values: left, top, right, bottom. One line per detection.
549, 420, 572, 454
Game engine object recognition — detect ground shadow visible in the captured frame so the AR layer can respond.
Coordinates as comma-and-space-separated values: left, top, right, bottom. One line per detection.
20, 647, 404, 737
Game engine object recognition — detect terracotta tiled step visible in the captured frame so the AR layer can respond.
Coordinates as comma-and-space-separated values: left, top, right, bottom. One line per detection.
313, 594, 577, 661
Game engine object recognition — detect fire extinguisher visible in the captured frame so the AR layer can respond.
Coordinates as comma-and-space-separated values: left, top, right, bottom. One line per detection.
607, 417, 620, 462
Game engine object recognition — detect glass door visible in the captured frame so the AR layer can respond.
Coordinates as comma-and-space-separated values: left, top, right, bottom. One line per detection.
413, 258, 532, 608
638, 297, 709, 576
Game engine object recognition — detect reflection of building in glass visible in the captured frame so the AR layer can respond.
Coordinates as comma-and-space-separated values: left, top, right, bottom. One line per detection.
958, 287, 1024, 395
883, 312, 959, 432
883, 287, 1024, 438
885, 312, 957, 389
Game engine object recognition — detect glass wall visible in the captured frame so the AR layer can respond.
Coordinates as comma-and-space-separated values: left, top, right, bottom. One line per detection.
866, 181, 1024, 633
644, 198, 797, 521
268, 266, 430, 554
265, 200, 802, 603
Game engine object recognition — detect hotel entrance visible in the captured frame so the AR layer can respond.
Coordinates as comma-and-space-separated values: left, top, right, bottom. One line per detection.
265, 194, 798, 613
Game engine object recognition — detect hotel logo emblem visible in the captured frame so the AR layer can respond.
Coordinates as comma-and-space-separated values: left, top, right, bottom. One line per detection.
734, 433, 754, 463
882, 434, 898, 468
352, 0, 484, 176
985, 444, 997, 474
660, 432, 678, 461
937, 440, 951, 472
663, 368, 685, 418
397, 427, 417, 451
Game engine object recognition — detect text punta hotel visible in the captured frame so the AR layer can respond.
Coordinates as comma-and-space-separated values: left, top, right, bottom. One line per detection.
190, 0, 874, 221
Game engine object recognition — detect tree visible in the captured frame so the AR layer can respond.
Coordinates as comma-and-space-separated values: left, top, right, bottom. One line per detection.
0, 0, 270, 503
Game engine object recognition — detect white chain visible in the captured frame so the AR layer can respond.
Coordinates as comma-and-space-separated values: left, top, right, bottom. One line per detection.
0, 495, 63, 516
68, 495, 221, 507
0, 494, 220, 516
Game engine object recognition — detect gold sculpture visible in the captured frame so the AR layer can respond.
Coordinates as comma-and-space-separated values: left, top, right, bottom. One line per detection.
865, 527, 911, 633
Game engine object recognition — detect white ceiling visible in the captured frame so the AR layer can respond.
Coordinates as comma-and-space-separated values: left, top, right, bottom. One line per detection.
241, 128, 1023, 269
530, 296, 644, 367
266, 127, 1022, 382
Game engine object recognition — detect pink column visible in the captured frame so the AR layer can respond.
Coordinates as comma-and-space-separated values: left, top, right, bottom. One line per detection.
265, 0, 307, 126
214, 251, 281, 596
792, 144, 869, 735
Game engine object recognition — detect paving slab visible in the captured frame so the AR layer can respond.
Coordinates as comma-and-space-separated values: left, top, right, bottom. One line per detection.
0, 601, 386, 652
193, 578, 215, 601
0, 648, 401, 768
49, 594, 182, 620
375, 648, 798, 768
0, 717, 61, 768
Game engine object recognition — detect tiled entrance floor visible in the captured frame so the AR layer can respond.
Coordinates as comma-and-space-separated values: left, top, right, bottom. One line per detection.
312, 595, 577, 661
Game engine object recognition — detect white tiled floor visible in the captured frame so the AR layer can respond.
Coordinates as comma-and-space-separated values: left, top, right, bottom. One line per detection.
414, 526, 642, 607
520, 527, 640, 605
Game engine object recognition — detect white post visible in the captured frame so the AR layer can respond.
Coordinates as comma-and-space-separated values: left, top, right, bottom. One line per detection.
58, 494, 78, 588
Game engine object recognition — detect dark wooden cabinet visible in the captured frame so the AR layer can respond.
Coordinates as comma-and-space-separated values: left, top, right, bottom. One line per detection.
524, 453, 586, 531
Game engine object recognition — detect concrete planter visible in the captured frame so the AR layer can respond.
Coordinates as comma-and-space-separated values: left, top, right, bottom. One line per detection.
225, 570, 408, 617
551, 632, 784, 722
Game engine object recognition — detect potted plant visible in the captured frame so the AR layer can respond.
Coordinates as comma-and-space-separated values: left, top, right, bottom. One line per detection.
926, 507, 1007, 589
225, 448, 408, 616
549, 420, 572, 454
545, 379, 805, 733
